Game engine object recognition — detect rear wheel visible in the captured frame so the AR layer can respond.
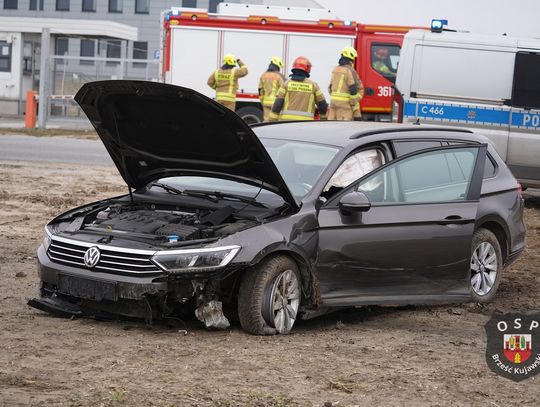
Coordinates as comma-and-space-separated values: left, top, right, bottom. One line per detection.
236, 106, 263, 124
238, 255, 301, 335
469, 228, 503, 303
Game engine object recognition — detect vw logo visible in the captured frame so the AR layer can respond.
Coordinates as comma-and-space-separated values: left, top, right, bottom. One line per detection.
83, 246, 101, 268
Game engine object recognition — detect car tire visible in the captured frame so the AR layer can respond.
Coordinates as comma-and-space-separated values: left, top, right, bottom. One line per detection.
469, 228, 503, 303
238, 255, 301, 335
236, 106, 263, 124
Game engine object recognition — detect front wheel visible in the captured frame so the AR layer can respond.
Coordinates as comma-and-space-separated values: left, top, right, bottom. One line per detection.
469, 228, 503, 303
236, 106, 263, 125
238, 255, 301, 335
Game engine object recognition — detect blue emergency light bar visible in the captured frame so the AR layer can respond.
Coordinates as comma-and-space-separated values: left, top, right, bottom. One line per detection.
431, 19, 448, 33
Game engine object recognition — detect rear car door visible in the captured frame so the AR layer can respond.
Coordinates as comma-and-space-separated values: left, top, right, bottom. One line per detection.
316, 144, 488, 306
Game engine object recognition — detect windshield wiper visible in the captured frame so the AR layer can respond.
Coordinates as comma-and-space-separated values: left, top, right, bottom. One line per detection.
148, 183, 218, 203
183, 189, 267, 208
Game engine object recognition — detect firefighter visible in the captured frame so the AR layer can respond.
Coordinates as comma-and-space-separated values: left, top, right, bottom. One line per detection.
207, 53, 248, 111
258, 56, 286, 122
372, 47, 396, 77
328, 46, 364, 121
269, 56, 328, 122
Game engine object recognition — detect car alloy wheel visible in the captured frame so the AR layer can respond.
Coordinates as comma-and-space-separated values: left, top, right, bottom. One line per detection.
470, 241, 498, 296
469, 228, 503, 302
263, 269, 301, 334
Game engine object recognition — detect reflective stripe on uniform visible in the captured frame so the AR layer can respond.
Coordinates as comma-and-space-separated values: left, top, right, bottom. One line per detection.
215, 68, 236, 102
287, 81, 313, 93
263, 80, 278, 106
280, 114, 314, 121
281, 109, 314, 118
331, 73, 352, 102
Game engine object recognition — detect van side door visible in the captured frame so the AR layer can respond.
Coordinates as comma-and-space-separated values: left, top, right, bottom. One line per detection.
508, 50, 540, 187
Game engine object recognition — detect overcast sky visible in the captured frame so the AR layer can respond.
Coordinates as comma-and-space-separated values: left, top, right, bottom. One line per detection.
313, 0, 540, 38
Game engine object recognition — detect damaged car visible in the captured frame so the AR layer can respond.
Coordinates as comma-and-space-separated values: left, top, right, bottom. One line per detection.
29, 81, 525, 335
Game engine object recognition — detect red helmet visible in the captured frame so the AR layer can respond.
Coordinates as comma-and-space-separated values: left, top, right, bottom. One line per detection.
375, 47, 389, 59
292, 56, 312, 73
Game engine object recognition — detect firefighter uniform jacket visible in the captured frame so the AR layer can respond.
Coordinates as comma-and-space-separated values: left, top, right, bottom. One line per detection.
269, 78, 328, 121
258, 71, 286, 107
328, 64, 364, 118
207, 60, 248, 104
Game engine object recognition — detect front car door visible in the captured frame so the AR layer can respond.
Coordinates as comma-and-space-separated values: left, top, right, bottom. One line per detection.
316, 144, 488, 306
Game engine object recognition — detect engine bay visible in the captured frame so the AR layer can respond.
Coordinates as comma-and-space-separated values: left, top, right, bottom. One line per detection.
82, 203, 257, 244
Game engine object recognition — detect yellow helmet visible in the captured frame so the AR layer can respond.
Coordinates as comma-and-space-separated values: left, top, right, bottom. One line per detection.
223, 53, 237, 65
341, 46, 358, 60
270, 56, 284, 69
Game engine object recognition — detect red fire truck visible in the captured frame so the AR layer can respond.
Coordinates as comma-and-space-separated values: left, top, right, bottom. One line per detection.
160, 3, 421, 122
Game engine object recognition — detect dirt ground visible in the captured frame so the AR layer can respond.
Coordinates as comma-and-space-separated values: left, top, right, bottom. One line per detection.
0, 160, 539, 407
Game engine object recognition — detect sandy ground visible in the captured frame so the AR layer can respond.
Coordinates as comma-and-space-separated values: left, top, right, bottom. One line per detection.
0, 160, 539, 407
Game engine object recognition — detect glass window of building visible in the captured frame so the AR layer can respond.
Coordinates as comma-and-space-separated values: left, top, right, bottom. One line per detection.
56, 0, 70, 11
55, 37, 68, 64
82, 0, 95, 12
4, 0, 18, 10
132, 41, 148, 67
0, 41, 12, 72
106, 40, 121, 65
29, 0, 44, 10
135, 0, 149, 14
80, 39, 95, 66
108, 0, 122, 13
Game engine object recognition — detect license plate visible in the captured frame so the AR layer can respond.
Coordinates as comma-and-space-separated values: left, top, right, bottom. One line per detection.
58, 274, 118, 301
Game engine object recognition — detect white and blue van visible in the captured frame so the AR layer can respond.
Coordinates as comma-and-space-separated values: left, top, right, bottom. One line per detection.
394, 29, 540, 188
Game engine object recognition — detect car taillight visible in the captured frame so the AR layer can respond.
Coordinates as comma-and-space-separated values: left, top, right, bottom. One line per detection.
517, 182, 523, 198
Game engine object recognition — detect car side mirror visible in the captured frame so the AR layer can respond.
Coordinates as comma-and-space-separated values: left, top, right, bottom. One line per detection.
339, 191, 371, 216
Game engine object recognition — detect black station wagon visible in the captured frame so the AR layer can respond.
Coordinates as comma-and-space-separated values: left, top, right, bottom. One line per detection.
30, 81, 526, 335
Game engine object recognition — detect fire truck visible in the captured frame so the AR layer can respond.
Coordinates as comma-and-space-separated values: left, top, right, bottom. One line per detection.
160, 3, 421, 122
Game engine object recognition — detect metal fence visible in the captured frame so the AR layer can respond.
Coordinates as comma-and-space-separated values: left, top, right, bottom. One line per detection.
48, 55, 159, 118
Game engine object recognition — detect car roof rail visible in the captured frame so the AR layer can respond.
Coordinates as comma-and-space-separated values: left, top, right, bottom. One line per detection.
349, 126, 474, 140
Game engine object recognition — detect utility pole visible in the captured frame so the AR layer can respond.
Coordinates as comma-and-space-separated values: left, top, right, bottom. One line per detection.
38, 27, 50, 129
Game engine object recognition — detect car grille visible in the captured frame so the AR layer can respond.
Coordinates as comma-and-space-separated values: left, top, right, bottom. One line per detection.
47, 238, 162, 276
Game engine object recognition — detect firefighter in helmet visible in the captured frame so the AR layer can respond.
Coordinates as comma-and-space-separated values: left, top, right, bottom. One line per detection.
207, 53, 248, 111
269, 56, 328, 122
372, 47, 396, 77
328, 46, 364, 121
258, 56, 286, 122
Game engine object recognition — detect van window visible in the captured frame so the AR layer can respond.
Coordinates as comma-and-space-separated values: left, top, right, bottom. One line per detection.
511, 52, 540, 109
371, 43, 400, 83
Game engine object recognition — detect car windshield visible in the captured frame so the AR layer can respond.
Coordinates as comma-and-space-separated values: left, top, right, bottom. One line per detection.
152, 139, 339, 203
260, 138, 340, 199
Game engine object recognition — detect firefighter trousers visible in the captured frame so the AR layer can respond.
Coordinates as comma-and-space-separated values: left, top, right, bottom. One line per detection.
328, 103, 354, 120
217, 100, 236, 111
263, 105, 272, 122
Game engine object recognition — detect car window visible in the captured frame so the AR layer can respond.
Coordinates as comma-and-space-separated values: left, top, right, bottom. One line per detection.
393, 140, 442, 156
323, 149, 385, 198
447, 141, 496, 178
356, 147, 479, 204
371, 43, 400, 83
260, 138, 340, 199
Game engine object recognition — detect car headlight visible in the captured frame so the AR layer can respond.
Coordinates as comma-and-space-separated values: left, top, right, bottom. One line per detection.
43, 226, 53, 251
151, 245, 241, 274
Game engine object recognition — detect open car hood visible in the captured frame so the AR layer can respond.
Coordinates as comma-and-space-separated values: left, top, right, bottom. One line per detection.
75, 81, 298, 209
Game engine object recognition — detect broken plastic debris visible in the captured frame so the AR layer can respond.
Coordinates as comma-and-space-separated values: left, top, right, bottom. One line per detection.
194, 300, 230, 330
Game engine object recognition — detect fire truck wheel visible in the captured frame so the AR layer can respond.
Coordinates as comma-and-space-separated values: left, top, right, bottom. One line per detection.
236, 106, 263, 124
469, 228, 503, 303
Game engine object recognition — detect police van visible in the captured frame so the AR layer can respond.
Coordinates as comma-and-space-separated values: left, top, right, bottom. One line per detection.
394, 27, 540, 188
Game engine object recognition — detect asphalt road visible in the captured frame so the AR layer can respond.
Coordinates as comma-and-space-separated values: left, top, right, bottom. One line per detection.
0, 135, 112, 165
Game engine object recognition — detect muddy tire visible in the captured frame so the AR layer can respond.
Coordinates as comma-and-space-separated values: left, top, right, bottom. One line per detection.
236, 106, 263, 124
238, 255, 301, 335
469, 228, 503, 303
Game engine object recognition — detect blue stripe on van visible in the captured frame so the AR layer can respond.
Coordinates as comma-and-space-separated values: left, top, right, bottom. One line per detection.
404, 101, 540, 130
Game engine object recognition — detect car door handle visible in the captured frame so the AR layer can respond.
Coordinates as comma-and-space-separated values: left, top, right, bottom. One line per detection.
437, 215, 471, 225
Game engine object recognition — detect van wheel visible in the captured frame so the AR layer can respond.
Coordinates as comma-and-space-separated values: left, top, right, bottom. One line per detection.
469, 228, 503, 303
236, 106, 263, 124
238, 255, 301, 335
